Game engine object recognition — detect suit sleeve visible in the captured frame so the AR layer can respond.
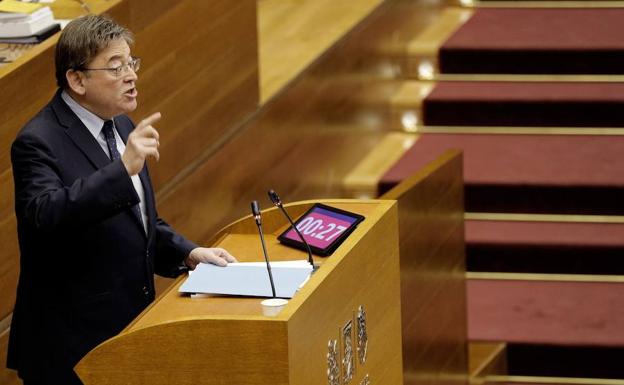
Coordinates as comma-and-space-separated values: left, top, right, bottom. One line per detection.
11, 132, 140, 231
153, 216, 198, 277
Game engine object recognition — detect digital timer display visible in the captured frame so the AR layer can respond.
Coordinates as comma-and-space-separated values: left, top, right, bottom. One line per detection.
278, 204, 365, 256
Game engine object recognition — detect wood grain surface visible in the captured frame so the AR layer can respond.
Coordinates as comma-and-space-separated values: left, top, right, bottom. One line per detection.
258, 0, 384, 103
469, 342, 507, 380
382, 150, 468, 385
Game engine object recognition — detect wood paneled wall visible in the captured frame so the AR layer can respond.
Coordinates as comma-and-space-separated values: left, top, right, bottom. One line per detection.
0, 2, 258, 382
153, 0, 420, 244
123, 0, 259, 189
382, 150, 468, 385
0, 30, 59, 327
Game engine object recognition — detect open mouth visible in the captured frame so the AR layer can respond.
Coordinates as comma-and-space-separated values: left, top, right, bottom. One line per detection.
124, 88, 138, 98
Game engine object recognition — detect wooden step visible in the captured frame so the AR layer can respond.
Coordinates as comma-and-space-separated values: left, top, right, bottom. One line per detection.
470, 342, 507, 379
424, 82, 624, 127
379, 133, 624, 214
467, 276, 624, 346
390, 79, 624, 132
466, 219, 624, 274
342, 132, 417, 198
439, 8, 624, 75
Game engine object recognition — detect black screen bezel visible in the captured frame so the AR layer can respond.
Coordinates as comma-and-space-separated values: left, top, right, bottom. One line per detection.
277, 203, 365, 257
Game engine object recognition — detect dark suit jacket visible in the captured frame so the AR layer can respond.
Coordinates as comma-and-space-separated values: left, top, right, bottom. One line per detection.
7, 90, 197, 384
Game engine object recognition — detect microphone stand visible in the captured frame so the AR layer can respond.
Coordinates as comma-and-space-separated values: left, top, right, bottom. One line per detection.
268, 190, 317, 271
251, 201, 276, 298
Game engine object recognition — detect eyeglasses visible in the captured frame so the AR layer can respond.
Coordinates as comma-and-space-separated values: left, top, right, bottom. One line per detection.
78, 57, 141, 77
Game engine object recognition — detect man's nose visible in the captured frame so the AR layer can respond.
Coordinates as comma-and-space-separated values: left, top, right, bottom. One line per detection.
124, 68, 138, 81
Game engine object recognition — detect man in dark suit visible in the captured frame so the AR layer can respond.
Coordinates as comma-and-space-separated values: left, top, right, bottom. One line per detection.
7, 14, 235, 385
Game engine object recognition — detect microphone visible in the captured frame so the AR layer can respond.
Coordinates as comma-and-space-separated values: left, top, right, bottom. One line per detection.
268, 189, 316, 270
251, 201, 276, 298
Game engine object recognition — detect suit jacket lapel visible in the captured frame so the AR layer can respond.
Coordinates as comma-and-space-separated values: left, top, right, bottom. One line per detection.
53, 91, 149, 238
52, 91, 110, 170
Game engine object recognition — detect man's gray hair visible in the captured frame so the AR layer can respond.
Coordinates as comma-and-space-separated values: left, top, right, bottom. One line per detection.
55, 14, 134, 89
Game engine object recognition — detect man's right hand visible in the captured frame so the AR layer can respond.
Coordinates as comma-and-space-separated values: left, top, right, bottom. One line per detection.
122, 112, 161, 176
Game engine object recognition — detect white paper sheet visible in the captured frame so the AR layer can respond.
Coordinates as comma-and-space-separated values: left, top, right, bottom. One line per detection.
179, 260, 313, 298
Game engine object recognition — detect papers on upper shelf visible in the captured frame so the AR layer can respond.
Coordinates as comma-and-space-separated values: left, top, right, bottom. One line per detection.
0, 22, 59, 44
0, 6, 56, 38
179, 260, 314, 299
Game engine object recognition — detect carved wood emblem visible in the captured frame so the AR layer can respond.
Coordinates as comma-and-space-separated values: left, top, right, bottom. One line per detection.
342, 320, 354, 384
356, 305, 368, 365
327, 339, 340, 385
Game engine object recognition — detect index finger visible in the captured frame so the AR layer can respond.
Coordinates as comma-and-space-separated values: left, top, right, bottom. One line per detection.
137, 112, 161, 130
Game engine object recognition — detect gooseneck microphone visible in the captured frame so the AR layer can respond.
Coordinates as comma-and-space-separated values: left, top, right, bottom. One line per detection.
252, 201, 276, 298
268, 189, 315, 269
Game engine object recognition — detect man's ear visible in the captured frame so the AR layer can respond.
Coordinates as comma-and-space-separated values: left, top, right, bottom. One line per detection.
66, 69, 86, 95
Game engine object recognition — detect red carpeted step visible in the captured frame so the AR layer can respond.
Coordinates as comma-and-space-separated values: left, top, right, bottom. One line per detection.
378, 134, 624, 214
466, 220, 624, 274
439, 8, 624, 74
467, 279, 624, 346
423, 81, 624, 127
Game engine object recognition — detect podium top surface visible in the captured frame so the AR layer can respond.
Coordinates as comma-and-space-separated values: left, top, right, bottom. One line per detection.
125, 199, 396, 333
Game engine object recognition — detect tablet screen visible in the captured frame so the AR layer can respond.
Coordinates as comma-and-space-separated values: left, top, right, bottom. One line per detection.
278, 203, 365, 256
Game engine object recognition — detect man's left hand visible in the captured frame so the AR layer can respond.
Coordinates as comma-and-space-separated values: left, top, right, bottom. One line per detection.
184, 247, 237, 270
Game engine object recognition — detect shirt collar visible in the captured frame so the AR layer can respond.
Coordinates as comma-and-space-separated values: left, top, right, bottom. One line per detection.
61, 90, 111, 138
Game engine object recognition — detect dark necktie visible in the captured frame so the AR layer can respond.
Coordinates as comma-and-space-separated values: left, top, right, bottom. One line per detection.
102, 120, 121, 161
102, 120, 144, 229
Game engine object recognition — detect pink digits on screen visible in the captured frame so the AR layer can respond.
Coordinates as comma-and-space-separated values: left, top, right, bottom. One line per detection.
285, 213, 352, 248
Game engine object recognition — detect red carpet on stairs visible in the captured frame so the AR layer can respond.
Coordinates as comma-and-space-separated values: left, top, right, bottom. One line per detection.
466, 220, 624, 274
423, 81, 624, 127
384, 5, 624, 372
439, 8, 624, 74
467, 279, 624, 346
379, 134, 624, 214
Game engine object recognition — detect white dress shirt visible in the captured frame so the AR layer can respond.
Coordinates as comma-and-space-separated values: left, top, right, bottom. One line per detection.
61, 91, 148, 234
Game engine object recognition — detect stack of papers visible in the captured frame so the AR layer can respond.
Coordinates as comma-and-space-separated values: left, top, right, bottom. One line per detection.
179, 260, 314, 298
0, 2, 59, 43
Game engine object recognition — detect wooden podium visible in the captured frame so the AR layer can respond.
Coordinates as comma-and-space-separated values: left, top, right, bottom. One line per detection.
75, 199, 403, 385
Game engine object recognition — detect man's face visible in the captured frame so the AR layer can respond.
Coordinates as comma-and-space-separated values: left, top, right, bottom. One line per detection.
80, 38, 138, 119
